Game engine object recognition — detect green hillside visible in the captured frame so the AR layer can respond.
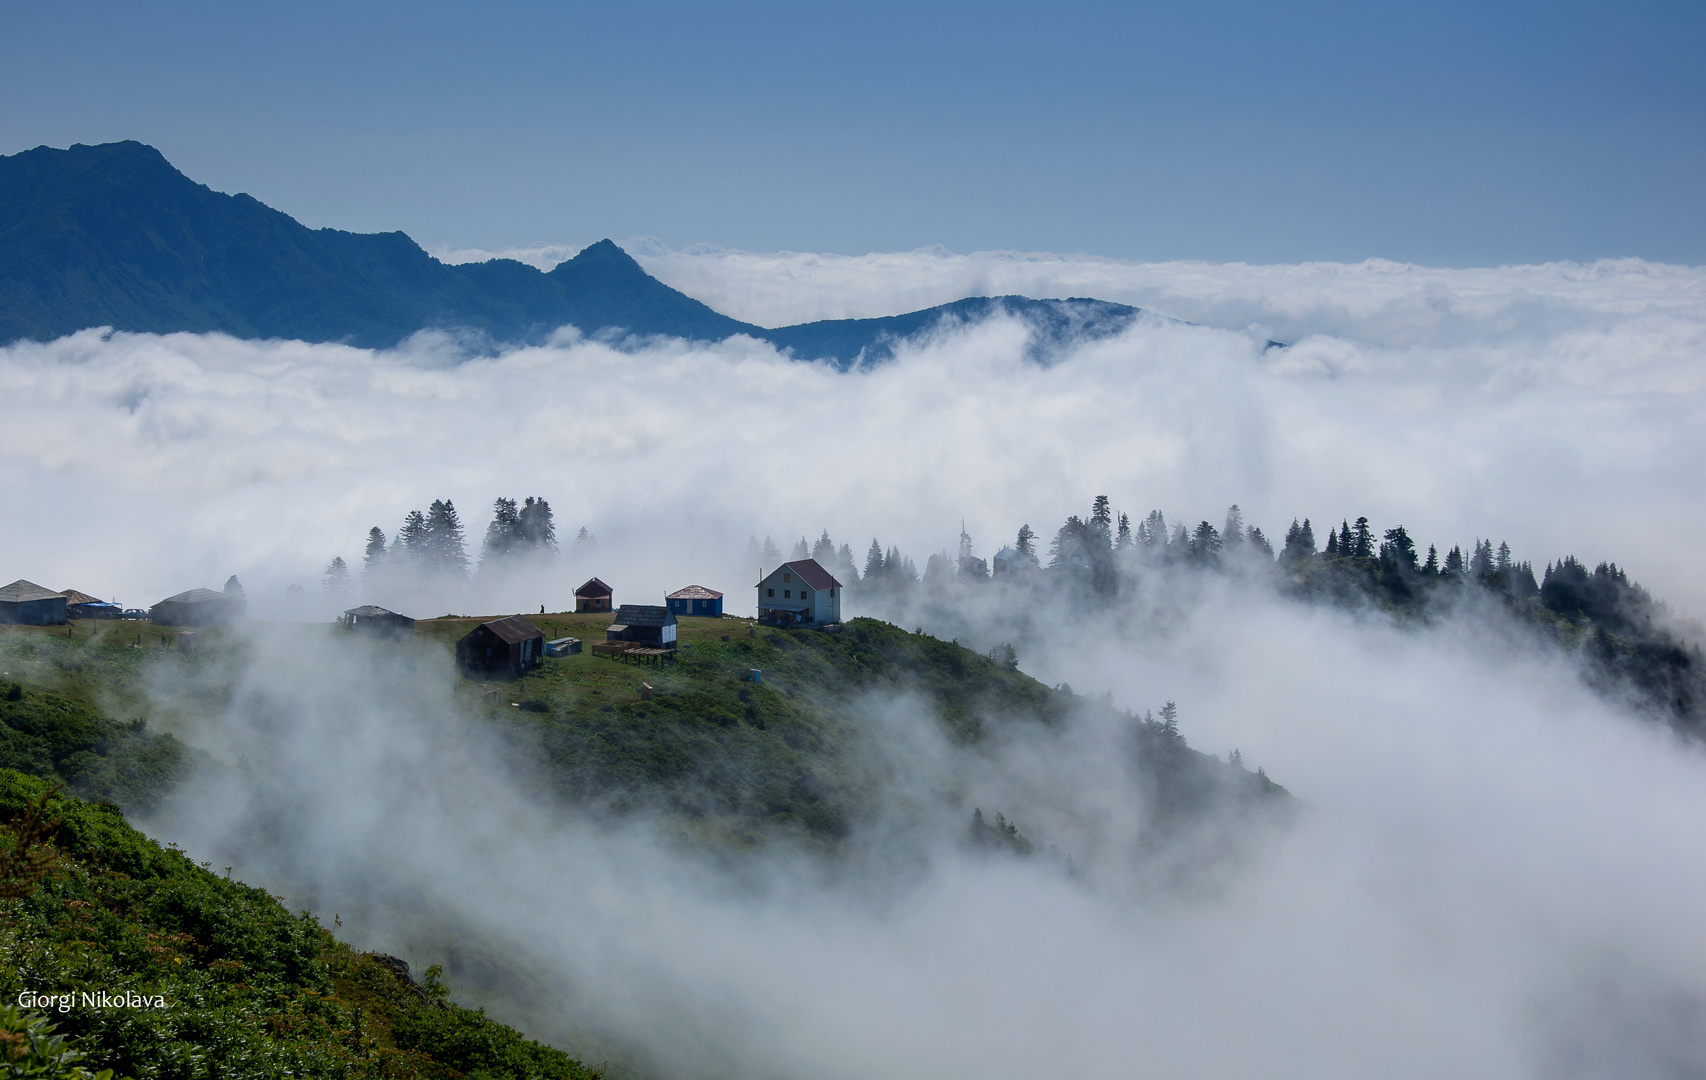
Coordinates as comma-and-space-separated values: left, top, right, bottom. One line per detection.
0, 770, 601, 1079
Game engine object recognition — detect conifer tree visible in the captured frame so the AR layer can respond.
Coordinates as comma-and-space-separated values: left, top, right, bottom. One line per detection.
223, 575, 244, 598
1280, 519, 1317, 563
425, 499, 468, 576
1325, 526, 1338, 557
865, 539, 886, 580
363, 528, 388, 575
813, 530, 836, 565
792, 536, 810, 560
398, 510, 429, 565
1222, 506, 1245, 552
1443, 545, 1466, 576
482, 497, 522, 563
573, 526, 597, 555
762, 536, 781, 564
836, 542, 859, 582
1351, 517, 1374, 558
746, 535, 763, 570
1116, 513, 1133, 550
1016, 524, 1037, 562
322, 556, 352, 597
1193, 521, 1222, 560
1247, 526, 1274, 559
1423, 544, 1439, 575
518, 497, 557, 552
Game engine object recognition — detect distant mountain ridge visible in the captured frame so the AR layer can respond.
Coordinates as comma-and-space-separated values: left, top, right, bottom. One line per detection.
0, 140, 1147, 365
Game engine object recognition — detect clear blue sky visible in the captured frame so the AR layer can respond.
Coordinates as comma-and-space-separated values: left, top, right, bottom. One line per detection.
3, 1, 1702, 264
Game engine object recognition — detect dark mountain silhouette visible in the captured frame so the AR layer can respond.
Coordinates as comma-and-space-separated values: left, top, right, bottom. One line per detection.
0, 140, 1152, 364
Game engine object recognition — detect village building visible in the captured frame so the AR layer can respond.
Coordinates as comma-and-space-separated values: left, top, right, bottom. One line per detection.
665, 585, 723, 617
575, 577, 613, 613
605, 605, 677, 649
756, 559, 842, 626
150, 588, 245, 626
61, 589, 122, 619
341, 605, 416, 635
455, 615, 545, 678
0, 580, 68, 625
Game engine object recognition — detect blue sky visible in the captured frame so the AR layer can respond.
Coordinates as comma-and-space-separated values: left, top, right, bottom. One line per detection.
3, 0, 1702, 264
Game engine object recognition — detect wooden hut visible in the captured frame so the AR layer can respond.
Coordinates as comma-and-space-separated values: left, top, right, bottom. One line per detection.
756, 559, 842, 626
665, 585, 724, 617
456, 615, 545, 678
574, 577, 614, 613
0, 580, 67, 626
341, 605, 416, 635
151, 588, 244, 626
606, 605, 677, 649
61, 589, 121, 619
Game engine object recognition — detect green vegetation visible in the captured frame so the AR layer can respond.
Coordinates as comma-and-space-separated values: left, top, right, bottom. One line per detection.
0, 771, 600, 1080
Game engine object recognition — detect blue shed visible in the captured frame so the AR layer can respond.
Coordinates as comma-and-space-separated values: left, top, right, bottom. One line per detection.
665, 585, 724, 617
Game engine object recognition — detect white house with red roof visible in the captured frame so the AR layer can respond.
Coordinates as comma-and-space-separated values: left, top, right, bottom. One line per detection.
757, 558, 842, 626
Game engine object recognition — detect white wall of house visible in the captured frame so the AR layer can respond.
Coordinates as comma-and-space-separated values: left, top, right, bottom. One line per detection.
756, 565, 841, 623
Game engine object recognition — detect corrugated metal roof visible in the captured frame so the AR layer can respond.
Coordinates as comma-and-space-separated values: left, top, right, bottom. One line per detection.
784, 559, 842, 591
158, 589, 228, 605
666, 585, 723, 600
481, 615, 544, 645
0, 580, 63, 603
60, 590, 103, 606
344, 605, 407, 618
612, 604, 676, 628
575, 577, 613, 597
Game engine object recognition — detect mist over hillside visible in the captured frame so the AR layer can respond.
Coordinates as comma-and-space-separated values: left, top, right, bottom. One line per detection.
1, 245, 1704, 1077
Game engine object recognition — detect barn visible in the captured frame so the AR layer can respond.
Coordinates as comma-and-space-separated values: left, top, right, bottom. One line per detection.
575, 577, 614, 613
151, 588, 244, 626
756, 559, 842, 626
0, 581, 68, 625
455, 615, 546, 678
665, 585, 723, 617
341, 606, 416, 635
606, 605, 677, 648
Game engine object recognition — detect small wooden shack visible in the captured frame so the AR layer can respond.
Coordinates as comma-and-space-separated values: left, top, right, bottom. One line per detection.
341, 605, 416, 635
575, 577, 614, 613
665, 585, 724, 617
456, 615, 545, 679
606, 605, 677, 649
151, 588, 243, 626
60, 589, 121, 619
0, 580, 68, 625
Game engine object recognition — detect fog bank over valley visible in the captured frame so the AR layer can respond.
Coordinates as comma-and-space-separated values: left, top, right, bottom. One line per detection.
2, 252, 1704, 1077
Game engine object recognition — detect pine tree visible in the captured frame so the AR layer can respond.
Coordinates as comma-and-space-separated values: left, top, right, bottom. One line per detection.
813, 530, 836, 565
518, 497, 557, 552
836, 542, 859, 582
1247, 526, 1274, 559
1325, 526, 1338, 557
1116, 513, 1133, 550
572, 526, 596, 555
425, 499, 468, 576
1280, 518, 1317, 563
1015, 524, 1037, 562
322, 556, 352, 596
958, 520, 974, 563
1222, 505, 1245, 551
792, 536, 810, 560
1422, 544, 1439, 575
1443, 544, 1466, 576
762, 536, 781, 564
1192, 521, 1222, 560
482, 497, 522, 563
1380, 526, 1417, 570
1351, 517, 1374, 558
746, 535, 763, 570
1089, 496, 1113, 551
363, 527, 388, 575
1140, 510, 1167, 549
865, 539, 886, 580
223, 575, 244, 598
1470, 539, 1494, 578
1496, 541, 1512, 573
1160, 701, 1180, 740
1229, 748, 1243, 768
398, 511, 429, 565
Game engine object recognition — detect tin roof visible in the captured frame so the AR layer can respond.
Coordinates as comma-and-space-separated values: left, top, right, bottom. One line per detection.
666, 585, 723, 600
0, 580, 63, 603
480, 615, 544, 645
344, 605, 409, 618
158, 589, 228, 605
784, 559, 842, 591
611, 604, 676, 628
575, 577, 613, 598
60, 590, 103, 606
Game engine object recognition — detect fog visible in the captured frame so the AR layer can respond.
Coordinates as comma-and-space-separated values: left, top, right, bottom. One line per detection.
2, 251, 1705, 1076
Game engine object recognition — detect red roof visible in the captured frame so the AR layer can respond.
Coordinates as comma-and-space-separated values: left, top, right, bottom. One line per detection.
574, 577, 612, 598
666, 585, 723, 600
784, 559, 841, 590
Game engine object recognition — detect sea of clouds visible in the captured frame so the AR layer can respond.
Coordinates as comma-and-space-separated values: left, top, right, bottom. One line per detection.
4, 248, 1706, 1077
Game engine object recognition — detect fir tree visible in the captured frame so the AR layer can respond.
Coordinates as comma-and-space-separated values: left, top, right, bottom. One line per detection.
363, 527, 388, 575
518, 497, 557, 552
223, 575, 244, 598
1223, 505, 1245, 551
1351, 517, 1374, 559
746, 535, 763, 569
1116, 513, 1133, 550
425, 499, 469, 576
792, 536, 810, 560
1443, 544, 1466, 576
1280, 518, 1317, 563
322, 556, 352, 596
482, 497, 522, 562
1325, 526, 1339, 557
813, 530, 836, 565
1247, 526, 1274, 559
1380, 526, 1417, 571
1192, 521, 1222, 561
1423, 544, 1439, 575
836, 542, 859, 582
1015, 524, 1038, 562
762, 536, 781, 564
865, 539, 886, 580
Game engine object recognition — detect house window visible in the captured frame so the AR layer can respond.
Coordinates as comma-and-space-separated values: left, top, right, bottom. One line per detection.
784, 590, 791, 598
767, 589, 774, 597
783, 574, 790, 582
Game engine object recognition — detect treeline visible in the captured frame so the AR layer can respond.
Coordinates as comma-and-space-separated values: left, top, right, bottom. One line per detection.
776, 498, 1698, 732
319, 497, 598, 595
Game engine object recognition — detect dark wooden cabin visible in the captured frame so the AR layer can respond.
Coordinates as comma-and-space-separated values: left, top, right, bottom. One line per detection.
150, 588, 243, 626
0, 580, 67, 626
605, 605, 677, 649
342, 605, 416, 635
456, 615, 545, 678
575, 577, 613, 613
